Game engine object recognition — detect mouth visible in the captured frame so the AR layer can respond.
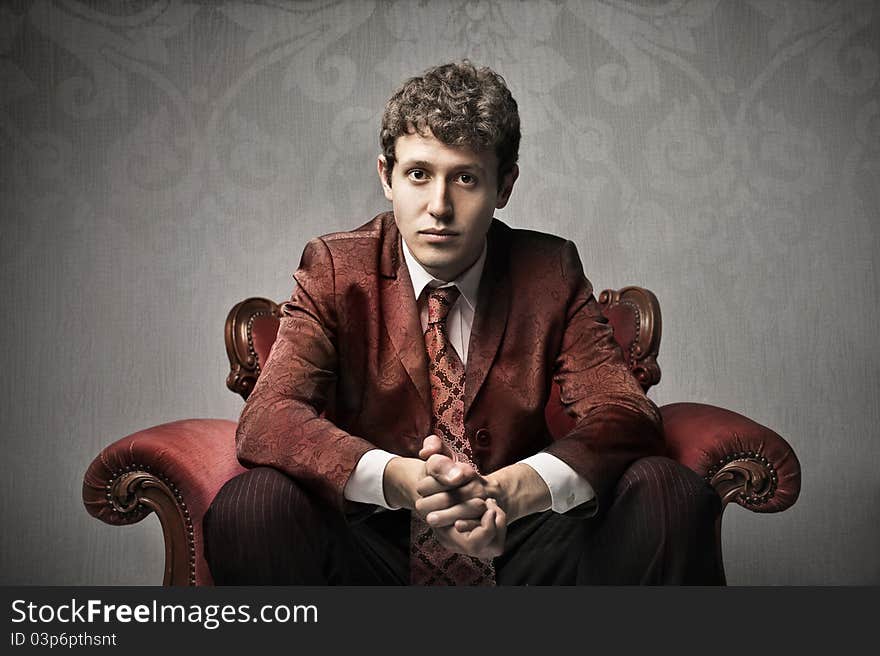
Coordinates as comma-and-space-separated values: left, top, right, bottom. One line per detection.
418, 228, 459, 243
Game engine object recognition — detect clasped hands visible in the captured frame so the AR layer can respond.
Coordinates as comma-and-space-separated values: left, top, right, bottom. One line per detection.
383, 435, 508, 560
414, 435, 507, 560
384, 435, 551, 559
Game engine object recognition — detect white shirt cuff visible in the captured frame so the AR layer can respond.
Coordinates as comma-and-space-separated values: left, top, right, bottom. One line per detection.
519, 452, 596, 514
343, 449, 399, 509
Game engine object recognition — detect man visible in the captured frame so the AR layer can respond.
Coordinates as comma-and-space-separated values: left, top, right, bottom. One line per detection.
204, 61, 721, 585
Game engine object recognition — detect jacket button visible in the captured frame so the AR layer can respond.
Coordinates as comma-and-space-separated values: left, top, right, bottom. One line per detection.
474, 428, 491, 447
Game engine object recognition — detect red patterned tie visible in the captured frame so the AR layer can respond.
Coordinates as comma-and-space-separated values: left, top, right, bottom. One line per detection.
409, 285, 496, 585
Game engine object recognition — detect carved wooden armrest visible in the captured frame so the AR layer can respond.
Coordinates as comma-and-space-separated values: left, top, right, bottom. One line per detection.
82, 419, 244, 585
597, 287, 662, 391
660, 402, 801, 513
225, 297, 280, 400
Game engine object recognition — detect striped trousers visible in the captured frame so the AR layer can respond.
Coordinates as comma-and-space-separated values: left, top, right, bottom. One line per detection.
204, 456, 723, 585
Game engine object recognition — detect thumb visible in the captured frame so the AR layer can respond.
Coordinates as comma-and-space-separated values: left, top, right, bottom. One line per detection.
419, 434, 454, 460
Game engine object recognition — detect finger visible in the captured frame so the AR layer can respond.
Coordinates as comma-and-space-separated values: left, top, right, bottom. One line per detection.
416, 475, 454, 497
487, 498, 507, 528
474, 508, 497, 550
418, 434, 446, 460
486, 499, 506, 558
426, 455, 477, 487
414, 491, 456, 517
481, 504, 496, 530
417, 488, 485, 517
425, 453, 455, 477
454, 519, 481, 532
416, 475, 482, 498
426, 498, 487, 528
462, 506, 496, 551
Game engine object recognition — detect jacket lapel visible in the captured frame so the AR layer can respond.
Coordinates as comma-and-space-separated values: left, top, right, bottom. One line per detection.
464, 220, 510, 415
379, 216, 432, 411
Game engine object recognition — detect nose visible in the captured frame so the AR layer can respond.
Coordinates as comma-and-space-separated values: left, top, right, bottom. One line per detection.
427, 179, 452, 220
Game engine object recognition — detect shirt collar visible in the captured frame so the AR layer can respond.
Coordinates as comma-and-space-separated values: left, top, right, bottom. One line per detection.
401, 237, 486, 313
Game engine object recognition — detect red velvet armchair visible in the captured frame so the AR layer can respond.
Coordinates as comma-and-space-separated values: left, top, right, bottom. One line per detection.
83, 288, 801, 585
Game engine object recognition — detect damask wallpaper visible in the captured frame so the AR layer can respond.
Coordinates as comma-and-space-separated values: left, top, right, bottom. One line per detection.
1, 0, 877, 584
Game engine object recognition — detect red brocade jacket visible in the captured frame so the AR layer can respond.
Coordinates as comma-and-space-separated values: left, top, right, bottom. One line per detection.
236, 212, 663, 516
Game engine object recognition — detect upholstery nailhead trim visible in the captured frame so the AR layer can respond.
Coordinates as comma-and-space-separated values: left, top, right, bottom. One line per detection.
705, 451, 778, 506
621, 299, 641, 362
246, 310, 273, 375
106, 464, 197, 585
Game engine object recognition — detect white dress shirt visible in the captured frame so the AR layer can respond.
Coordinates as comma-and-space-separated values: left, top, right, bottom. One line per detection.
343, 238, 596, 514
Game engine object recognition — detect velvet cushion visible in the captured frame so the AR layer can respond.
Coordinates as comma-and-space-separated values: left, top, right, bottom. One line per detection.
251, 313, 280, 371
661, 402, 801, 512
82, 419, 243, 585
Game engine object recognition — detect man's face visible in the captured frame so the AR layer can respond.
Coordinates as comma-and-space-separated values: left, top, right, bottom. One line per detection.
378, 131, 518, 282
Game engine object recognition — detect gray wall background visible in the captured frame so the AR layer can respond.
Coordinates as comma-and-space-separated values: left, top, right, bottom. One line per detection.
1, 0, 877, 585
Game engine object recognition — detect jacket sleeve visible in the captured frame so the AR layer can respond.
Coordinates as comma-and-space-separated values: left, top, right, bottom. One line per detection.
543, 240, 664, 513
235, 237, 376, 513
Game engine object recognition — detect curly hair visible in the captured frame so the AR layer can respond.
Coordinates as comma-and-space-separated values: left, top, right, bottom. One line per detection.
380, 61, 520, 187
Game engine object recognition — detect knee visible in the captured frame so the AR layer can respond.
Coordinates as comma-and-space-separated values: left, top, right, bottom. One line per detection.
205, 467, 314, 542
204, 467, 331, 584
597, 457, 723, 584
615, 456, 720, 525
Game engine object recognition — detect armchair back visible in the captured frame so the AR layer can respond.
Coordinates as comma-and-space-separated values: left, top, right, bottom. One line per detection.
224, 289, 662, 441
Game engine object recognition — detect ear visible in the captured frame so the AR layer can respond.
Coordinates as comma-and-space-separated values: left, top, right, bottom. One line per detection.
377, 155, 393, 201
495, 164, 519, 210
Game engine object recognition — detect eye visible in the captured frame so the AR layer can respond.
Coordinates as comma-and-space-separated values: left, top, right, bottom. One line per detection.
407, 169, 428, 182
456, 173, 477, 186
